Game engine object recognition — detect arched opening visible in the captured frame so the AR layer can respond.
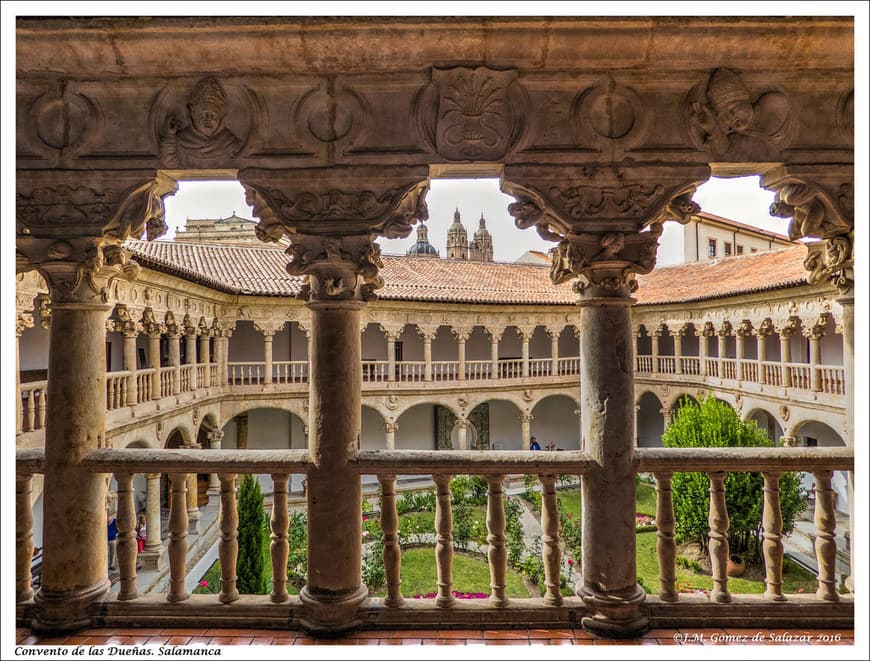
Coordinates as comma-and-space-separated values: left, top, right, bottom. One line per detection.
746, 408, 783, 444
395, 403, 439, 450
361, 405, 386, 450
793, 420, 849, 516
531, 394, 579, 450
221, 407, 306, 450
479, 399, 524, 451
637, 391, 665, 448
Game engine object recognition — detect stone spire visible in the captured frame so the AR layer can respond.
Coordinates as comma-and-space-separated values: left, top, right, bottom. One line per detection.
446, 206, 469, 260
469, 211, 494, 262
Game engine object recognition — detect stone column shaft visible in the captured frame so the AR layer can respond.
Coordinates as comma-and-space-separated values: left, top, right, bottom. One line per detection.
735, 332, 745, 381
490, 337, 500, 378
122, 331, 138, 405
673, 332, 683, 375
34, 298, 112, 630
757, 332, 768, 384
651, 331, 660, 373
386, 335, 396, 382
263, 332, 274, 385
699, 333, 709, 377
521, 335, 530, 378
148, 333, 161, 399
139, 473, 164, 570
550, 334, 559, 375
809, 334, 822, 391
521, 413, 532, 447
457, 337, 466, 381
300, 300, 367, 632
780, 333, 792, 388
185, 333, 198, 390
717, 334, 727, 378
385, 422, 397, 450
199, 334, 211, 387
168, 333, 181, 395
423, 337, 433, 382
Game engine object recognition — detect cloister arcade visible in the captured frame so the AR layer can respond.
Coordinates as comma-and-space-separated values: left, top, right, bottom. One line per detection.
14, 16, 854, 640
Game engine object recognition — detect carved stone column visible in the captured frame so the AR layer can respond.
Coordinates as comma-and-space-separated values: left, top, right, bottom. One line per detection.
381, 328, 399, 382
777, 319, 797, 388
198, 323, 211, 388
15, 310, 34, 433
144, 317, 162, 400
236, 413, 249, 450
384, 421, 398, 450
548, 327, 560, 376
520, 411, 533, 447
735, 320, 751, 382
660, 408, 674, 428
207, 430, 224, 495
717, 323, 730, 380
139, 473, 164, 571
805, 320, 825, 392
452, 326, 471, 381
699, 322, 714, 377
417, 326, 438, 382
651, 326, 661, 373
519, 326, 533, 378
183, 318, 198, 390
167, 326, 182, 396
255, 322, 281, 385
121, 328, 139, 405
17, 172, 173, 631
486, 327, 503, 379
756, 319, 774, 385
673, 327, 684, 375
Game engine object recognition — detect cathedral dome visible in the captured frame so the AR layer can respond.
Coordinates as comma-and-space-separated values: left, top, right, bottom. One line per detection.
406, 222, 440, 257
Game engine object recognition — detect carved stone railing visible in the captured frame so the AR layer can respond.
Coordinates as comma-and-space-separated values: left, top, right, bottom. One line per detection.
19, 381, 47, 433
362, 360, 390, 382
658, 356, 676, 374
136, 369, 155, 403
466, 360, 492, 380
819, 367, 846, 395
272, 360, 308, 384
742, 362, 759, 383
529, 358, 551, 378
721, 358, 737, 381
106, 371, 129, 411
16, 446, 853, 632
431, 360, 459, 382
637, 447, 853, 610
178, 364, 193, 393
787, 363, 813, 391
399, 361, 426, 382
680, 357, 700, 376
497, 359, 524, 380
228, 361, 265, 385
557, 357, 580, 376
636, 356, 654, 373
762, 361, 782, 386
704, 358, 719, 378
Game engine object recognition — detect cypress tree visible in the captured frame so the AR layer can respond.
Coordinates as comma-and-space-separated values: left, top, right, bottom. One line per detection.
236, 474, 267, 594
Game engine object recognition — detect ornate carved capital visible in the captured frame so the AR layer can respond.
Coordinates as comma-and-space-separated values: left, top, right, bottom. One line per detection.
17, 237, 140, 306
35, 294, 52, 329
141, 307, 164, 336
384, 422, 399, 434
756, 318, 775, 338
416, 325, 439, 341
451, 326, 473, 342
113, 304, 141, 335
762, 169, 852, 241
485, 326, 505, 343
516, 326, 536, 341
717, 321, 733, 337
16, 310, 35, 336
164, 311, 179, 337
197, 317, 213, 338
253, 320, 284, 336
379, 324, 404, 341
182, 313, 198, 337
549, 224, 663, 295
701, 321, 717, 338
803, 233, 853, 295
284, 234, 384, 303
735, 320, 753, 337
774, 316, 800, 338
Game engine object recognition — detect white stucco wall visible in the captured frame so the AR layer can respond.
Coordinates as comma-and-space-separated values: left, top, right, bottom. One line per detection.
227, 321, 264, 362
361, 406, 386, 449
361, 324, 387, 360
489, 400, 523, 450
19, 324, 50, 372
396, 404, 435, 450
530, 395, 579, 450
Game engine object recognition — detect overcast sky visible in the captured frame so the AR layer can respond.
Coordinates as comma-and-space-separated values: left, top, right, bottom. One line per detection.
163, 176, 791, 263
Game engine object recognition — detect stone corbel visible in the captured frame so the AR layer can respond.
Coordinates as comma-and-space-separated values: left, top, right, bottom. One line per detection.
756, 318, 775, 337
701, 321, 716, 338
16, 309, 35, 336
284, 234, 385, 303
198, 316, 214, 337
763, 171, 852, 241
182, 313, 198, 337
141, 307, 164, 336
253, 320, 284, 337
416, 325, 439, 341
164, 311, 179, 337
113, 304, 142, 335
451, 326, 473, 342
803, 232, 853, 295
379, 323, 405, 341
736, 320, 753, 337
717, 321, 733, 337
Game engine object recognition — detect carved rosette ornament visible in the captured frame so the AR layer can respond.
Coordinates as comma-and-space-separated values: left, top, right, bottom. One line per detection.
686, 68, 795, 160
417, 66, 527, 161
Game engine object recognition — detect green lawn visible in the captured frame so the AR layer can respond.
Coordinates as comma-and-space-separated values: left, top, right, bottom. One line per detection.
635, 531, 819, 595
369, 546, 532, 598
555, 482, 657, 520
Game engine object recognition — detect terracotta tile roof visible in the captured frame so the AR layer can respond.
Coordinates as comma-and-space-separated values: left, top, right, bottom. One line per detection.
126, 240, 811, 306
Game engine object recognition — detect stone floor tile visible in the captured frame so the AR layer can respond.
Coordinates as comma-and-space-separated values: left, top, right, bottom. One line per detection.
392, 630, 439, 638
398, 638, 423, 645
345, 630, 390, 638
251, 636, 277, 645
437, 629, 484, 639
140, 636, 172, 645
486, 639, 531, 645
483, 629, 529, 640
529, 628, 573, 638
644, 627, 681, 639
291, 637, 317, 645
529, 638, 574, 645
203, 628, 254, 636
164, 636, 192, 645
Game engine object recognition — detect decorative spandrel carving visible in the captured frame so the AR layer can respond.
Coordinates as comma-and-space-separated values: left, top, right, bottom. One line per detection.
27, 88, 101, 157
768, 181, 852, 241
17, 185, 115, 236
417, 66, 527, 161
296, 84, 367, 144
102, 176, 177, 243
550, 183, 667, 222
155, 76, 252, 168
687, 68, 795, 160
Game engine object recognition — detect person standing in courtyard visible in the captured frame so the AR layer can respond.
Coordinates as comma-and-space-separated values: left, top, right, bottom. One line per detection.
107, 514, 118, 571
529, 436, 541, 451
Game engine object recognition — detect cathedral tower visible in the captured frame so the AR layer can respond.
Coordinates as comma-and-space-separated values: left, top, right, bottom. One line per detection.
446, 207, 469, 260
469, 212, 494, 262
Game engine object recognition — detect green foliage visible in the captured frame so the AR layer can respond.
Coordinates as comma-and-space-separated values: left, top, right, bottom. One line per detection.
503, 496, 525, 567
362, 514, 385, 591
396, 489, 435, 514
662, 395, 807, 562
286, 511, 308, 588
236, 474, 267, 594
522, 474, 542, 511
559, 508, 582, 562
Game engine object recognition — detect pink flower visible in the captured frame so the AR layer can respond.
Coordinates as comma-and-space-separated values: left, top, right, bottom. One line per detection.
797, 588, 804, 593
200, 580, 208, 587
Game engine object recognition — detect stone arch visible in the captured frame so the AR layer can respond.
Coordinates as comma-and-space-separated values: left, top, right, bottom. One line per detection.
219, 399, 306, 429
474, 397, 524, 451
221, 406, 307, 451
637, 391, 665, 448
119, 437, 157, 450
530, 394, 579, 450
163, 426, 192, 449
395, 402, 439, 451
745, 407, 784, 444
361, 404, 387, 450
668, 392, 699, 413
391, 397, 460, 421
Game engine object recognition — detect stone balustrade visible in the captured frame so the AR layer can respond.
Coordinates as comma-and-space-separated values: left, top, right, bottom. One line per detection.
15, 445, 854, 631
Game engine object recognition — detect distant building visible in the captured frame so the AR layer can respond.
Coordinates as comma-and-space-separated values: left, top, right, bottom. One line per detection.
657, 211, 796, 266
514, 250, 551, 266
446, 207, 493, 262
406, 222, 440, 257
174, 213, 262, 246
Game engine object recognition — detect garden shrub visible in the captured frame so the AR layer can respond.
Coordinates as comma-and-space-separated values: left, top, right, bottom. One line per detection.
236, 474, 267, 594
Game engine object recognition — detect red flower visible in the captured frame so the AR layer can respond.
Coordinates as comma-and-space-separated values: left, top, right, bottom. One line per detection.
568, 559, 574, 566
200, 580, 208, 587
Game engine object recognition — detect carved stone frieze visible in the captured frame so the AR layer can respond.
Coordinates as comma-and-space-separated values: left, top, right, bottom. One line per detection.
573, 77, 650, 156
154, 76, 254, 168
25, 86, 102, 158
416, 66, 527, 161
686, 67, 795, 159
296, 83, 368, 144
16, 309, 35, 336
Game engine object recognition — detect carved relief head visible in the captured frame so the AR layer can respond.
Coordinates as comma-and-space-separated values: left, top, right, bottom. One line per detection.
188, 77, 228, 137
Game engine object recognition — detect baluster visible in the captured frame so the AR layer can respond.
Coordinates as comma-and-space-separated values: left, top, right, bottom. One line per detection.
120, 379, 126, 408
116, 473, 138, 600
167, 472, 189, 602
24, 393, 35, 432
539, 474, 562, 606
434, 474, 455, 607
219, 474, 239, 603
762, 472, 786, 601
655, 472, 678, 602
379, 475, 403, 607
487, 474, 508, 607
270, 474, 290, 603
36, 389, 47, 429
16, 471, 34, 602
107, 380, 114, 410
813, 471, 840, 601
707, 471, 731, 603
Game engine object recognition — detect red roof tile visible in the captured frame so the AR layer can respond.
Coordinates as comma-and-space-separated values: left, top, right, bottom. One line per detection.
126, 240, 811, 306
